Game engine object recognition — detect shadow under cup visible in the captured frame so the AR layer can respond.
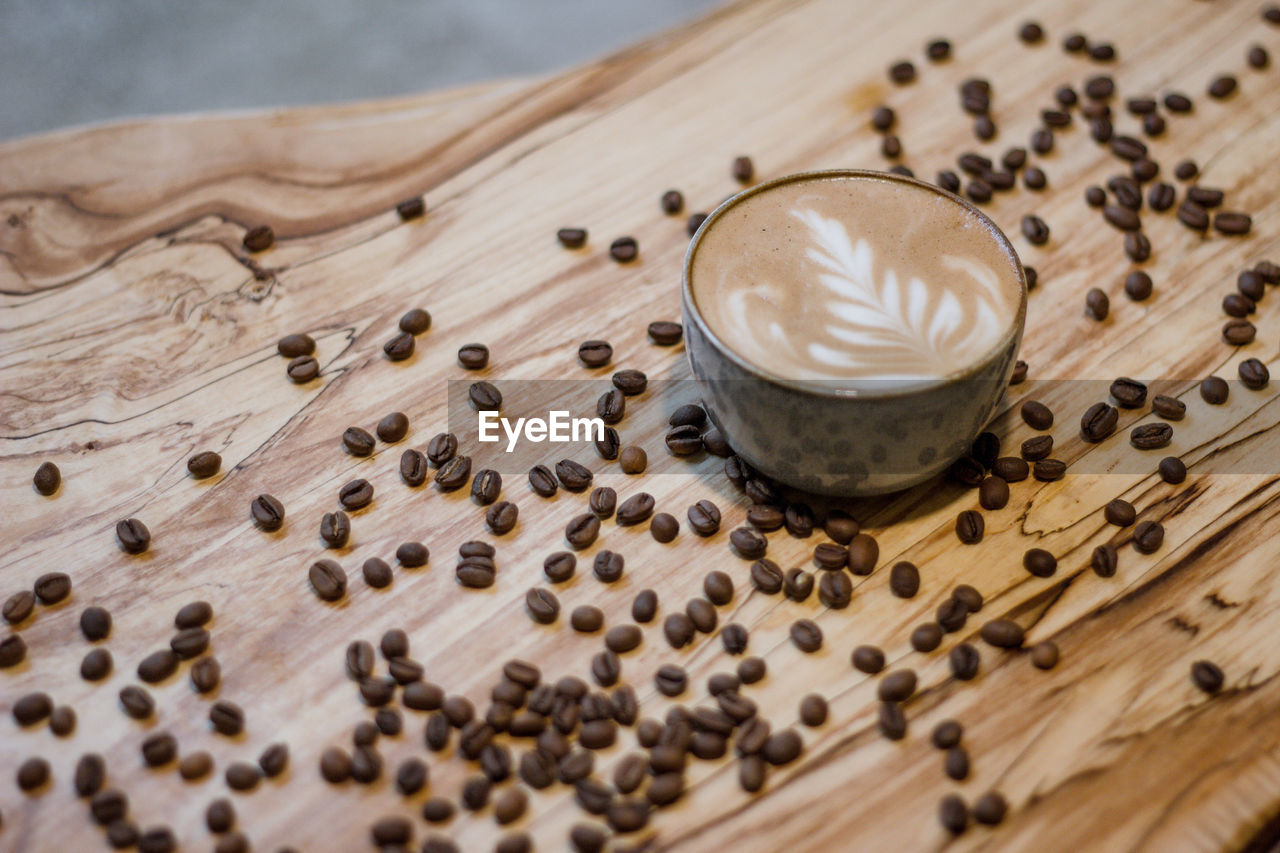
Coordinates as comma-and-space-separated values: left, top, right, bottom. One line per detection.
682, 169, 1027, 497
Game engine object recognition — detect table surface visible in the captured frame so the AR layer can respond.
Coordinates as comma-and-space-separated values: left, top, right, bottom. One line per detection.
3, 0, 1280, 850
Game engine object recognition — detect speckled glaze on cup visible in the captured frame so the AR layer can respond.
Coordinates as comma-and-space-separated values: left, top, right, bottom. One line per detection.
682, 169, 1027, 496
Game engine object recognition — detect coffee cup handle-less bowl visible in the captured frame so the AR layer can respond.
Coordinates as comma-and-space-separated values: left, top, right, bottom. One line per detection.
682, 169, 1026, 497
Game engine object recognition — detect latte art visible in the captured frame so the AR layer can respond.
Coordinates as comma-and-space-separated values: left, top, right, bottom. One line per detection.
690, 173, 1023, 384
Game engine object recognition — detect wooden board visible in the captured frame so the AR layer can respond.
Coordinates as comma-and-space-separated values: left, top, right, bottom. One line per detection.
3, 0, 1280, 850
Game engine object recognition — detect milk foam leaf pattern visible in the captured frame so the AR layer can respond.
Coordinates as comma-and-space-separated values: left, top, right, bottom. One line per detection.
787, 208, 1005, 379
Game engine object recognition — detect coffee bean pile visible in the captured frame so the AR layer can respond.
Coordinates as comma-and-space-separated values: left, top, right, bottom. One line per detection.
8, 11, 1277, 851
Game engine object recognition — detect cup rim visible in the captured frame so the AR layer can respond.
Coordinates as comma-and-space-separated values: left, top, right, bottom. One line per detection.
682, 168, 1028, 399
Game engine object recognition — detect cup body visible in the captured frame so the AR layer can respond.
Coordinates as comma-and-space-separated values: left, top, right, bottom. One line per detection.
682, 169, 1026, 497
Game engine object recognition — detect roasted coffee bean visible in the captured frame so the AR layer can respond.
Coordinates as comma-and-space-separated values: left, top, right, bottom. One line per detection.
1033, 458, 1067, 481
1021, 435, 1053, 462
1092, 543, 1119, 577
882, 560, 919, 599
889, 59, 916, 84
878, 701, 907, 741
937, 597, 969, 633
664, 424, 703, 456
949, 457, 983, 489
557, 227, 587, 248
823, 510, 859, 544
1133, 519, 1165, 553
3, 592, 33, 625
1085, 287, 1110, 320
13, 692, 53, 726
1256, 259, 1280, 283
663, 613, 695, 649
730, 155, 756, 183
1191, 660, 1224, 694
486, 503, 518, 536
687, 499, 722, 536
286, 354, 320, 382
119, 685, 155, 719
1238, 270, 1266, 301
818, 572, 852, 609
980, 619, 1025, 648
955, 510, 984, 544
243, 224, 274, 252
392, 542, 427, 569
871, 105, 896, 132
762, 729, 802, 766
137, 649, 179, 683
1010, 360, 1028, 384
730, 527, 768, 559
687, 212, 709, 235
932, 720, 964, 750
1130, 422, 1173, 449
950, 644, 981, 681
435, 455, 471, 491
319, 511, 350, 548
116, 517, 152, 553
881, 134, 903, 159
1085, 185, 1106, 207
1081, 401, 1119, 442
1089, 116, 1114, 143
1201, 376, 1230, 405
542, 551, 577, 584
967, 179, 993, 203
1109, 175, 1142, 209
813, 542, 848, 569
1020, 400, 1054, 429
616, 492, 655, 526
570, 605, 604, 633
609, 236, 638, 263
1101, 490, 1141, 533
1023, 548, 1057, 577
591, 425, 619, 460
717, 621, 749, 656
993, 456, 1030, 482
393, 449, 426, 488
659, 189, 686, 216
1208, 74, 1238, 99
468, 381, 502, 411
170, 627, 209, 659
141, 732, 179, 767
1147, 182, 1176, 212
790, 619, 823, 652
1223, 318, 1257, 345
1249, 44, 1271, 68
744, 559, 783, 596
937, 170, 961, 192
383, 331, 416, 361
1240, 358, 1270, 390
527, 464, 558, 497
1124, 231, 1151, 263
0, 632, 27, 668
877, 669, 917, 703
1030, 641, 1060, 670
1103, 204, 1140, 231
1145, 396, 1184, 423
631, 589, 658, 623
248, 494, 285, 531
737, 656, 767, 685
1021, 214, 1050, 245
783, 568, 813, 602
51, 709, 77, 739
654, 664, 687, 697
939, 794, 970, 835
525, 588, 559, 624
911, 622, 943, 652
564, 514, 600, 551
276, 332, 315, 359
333, 480, 371, 512
1177, 200, 1209, 231
593, 550, 624, 583
360, 557, 392, 588
309, 559, 347, 601
1023, 167, 1047, 191
1124, 271, 1154, 301
187, 657, 219, 693
456, 560, 496, 589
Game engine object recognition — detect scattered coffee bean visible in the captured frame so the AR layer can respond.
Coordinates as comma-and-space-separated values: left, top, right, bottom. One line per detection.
1222, 318, 1257, 345
1208, 75, 1238, 99
309, 559, 347, 602
3, 591, 34, 624
116, 518, 152, 553
1104, 499, 1136, 527
383, 332, 415, 361
911, 623, 943, 652
1177, 200, 1210, 231
250, 494, 285, 531
1103, 204, 1140, 231
319, 511, 350, 548
1081, 401, 1119, 442
889, 60, 916, 84
1021, 435, 1053, 462
1021, 400, 1054, 429
1191, 660, 1224, 694
852, 645, 885, 674
435, 456, 472, 491
888, 561, 920, 598
570, 606, 604, 633
1031, 641, 1060, 670
651, 512, 679, 543
731, 156, 754, 183
878, 702, 907, 740
1086, 288, 1110, 320
660, 189, 684, 215
980, 619, 1024, 648
1130, 422, 1174, 450
1133, 520, 1165, 553
1023, 548, 1057, 577
525, 588, 560, 624
1200, 376, 1229, 404
1151, 395, 1185, 420
243, 225, 274, 252
955, 510, 984, 544
277, 333, 314, 358
338, 478, 374, 509
528, 465, 558, 497
1240, 358, 1270, 390
119, 685, 155, 719
609, 237, 638, 263
81, 648, 113, 681
557, 227, 587, 248
687, 213, 708, 236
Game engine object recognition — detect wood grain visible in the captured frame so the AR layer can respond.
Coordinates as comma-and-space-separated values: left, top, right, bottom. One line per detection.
2, 0, 1280, 850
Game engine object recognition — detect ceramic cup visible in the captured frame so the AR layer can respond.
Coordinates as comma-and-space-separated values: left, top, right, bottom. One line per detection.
682, 169, 1027, 497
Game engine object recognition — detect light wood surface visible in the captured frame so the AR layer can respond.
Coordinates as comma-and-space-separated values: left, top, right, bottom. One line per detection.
3, 0, 1280, 850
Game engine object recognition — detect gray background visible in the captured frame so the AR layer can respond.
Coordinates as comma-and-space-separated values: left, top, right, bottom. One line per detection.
0, 0, 720, 141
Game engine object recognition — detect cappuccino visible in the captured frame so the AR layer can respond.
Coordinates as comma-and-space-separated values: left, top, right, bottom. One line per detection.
688, 172, 1024, 384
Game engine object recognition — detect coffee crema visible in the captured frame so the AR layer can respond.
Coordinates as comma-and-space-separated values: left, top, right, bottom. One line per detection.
689, 173, 1023, 383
